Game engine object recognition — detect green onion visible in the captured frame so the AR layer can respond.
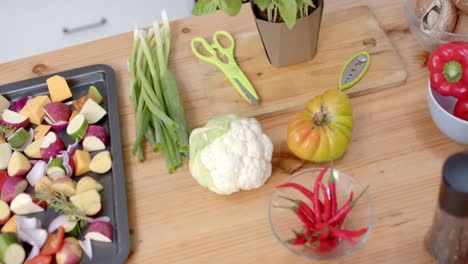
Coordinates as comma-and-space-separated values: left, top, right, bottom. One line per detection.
128, 11, 190, 172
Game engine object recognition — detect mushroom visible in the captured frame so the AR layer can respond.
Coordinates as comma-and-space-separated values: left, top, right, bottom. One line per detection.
418, 0, 458, 40
454, 12, 468, 35
417, 0, 435, 17
452, 0, 468, 15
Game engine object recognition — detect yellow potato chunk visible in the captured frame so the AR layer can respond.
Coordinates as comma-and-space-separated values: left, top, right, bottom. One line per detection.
34, 125, 51, 140
89, 151, 112, 174
34, 176, 53, 193
76, 176, 103, 194
46, 75, 72, 102
20, 96, 51, 125
70, 189, 101, 216
1, 215, 17, 233
73, 150, 91, 176
51, 177, 76, 197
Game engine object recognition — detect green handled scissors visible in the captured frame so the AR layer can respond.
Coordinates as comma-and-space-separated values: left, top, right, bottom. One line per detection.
191, 30, 259, 105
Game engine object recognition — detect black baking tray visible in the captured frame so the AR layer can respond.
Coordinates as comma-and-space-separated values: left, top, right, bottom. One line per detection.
0, 65, 130, 263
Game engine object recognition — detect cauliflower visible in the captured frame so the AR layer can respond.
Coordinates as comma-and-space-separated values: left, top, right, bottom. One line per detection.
189, 115, 273, 195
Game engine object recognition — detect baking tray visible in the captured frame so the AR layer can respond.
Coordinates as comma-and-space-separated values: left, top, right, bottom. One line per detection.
0, 64, 130, 263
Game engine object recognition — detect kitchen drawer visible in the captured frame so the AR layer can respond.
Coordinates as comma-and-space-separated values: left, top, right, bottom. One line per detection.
0, 0, 194, 63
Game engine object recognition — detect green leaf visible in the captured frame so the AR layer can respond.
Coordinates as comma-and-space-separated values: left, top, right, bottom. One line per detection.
253, 0, 270, 10
192, 0, 220, 16
303, 0, 315, 8
219, 0, 242, 16
277, 0, 297, 29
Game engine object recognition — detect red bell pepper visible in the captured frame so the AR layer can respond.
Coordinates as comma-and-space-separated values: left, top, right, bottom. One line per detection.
428, 42, 468, 99
454, 98, 468, 121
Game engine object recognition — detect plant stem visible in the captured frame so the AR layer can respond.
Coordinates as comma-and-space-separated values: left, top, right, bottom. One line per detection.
273, 5, 278, 22
267, 5, 272, 22
136, 65, 177, 130
161, 9, 171, 65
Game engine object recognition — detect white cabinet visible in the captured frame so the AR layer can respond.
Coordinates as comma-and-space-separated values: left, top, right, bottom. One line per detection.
0, 0, 194, 63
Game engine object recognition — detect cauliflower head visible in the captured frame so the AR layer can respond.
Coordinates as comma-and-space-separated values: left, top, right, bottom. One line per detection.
189, 115, 273, 195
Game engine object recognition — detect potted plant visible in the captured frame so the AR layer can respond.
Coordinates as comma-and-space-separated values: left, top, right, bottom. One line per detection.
193, 0, 324, 67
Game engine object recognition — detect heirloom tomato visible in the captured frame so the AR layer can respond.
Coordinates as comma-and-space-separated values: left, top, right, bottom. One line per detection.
287, 90, 353, 162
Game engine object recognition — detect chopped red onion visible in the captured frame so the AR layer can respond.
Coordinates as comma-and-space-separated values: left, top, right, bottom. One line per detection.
87, 216, 111, 223
59, 151, 73, 177
17, 217, 47, 248
17, 216, 41, 229
44, 116, 68, 131
18, 228, 47, 248
26, 160, 47, 186
67, 140, 79, 156
79, 238, 93, 260
26, 246, 40, 260
48, 215, 68, 234
10, 96, 31, 112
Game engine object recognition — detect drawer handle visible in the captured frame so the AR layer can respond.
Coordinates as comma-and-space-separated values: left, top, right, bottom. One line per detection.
63, 17, 107, 34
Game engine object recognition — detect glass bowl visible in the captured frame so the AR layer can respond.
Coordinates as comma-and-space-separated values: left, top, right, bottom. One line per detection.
404, 0, 468, 51
268, 168, 374, 260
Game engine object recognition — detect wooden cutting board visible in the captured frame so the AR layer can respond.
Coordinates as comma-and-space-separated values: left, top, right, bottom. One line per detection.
189, 5, 407, 120
0, 5, 406, 128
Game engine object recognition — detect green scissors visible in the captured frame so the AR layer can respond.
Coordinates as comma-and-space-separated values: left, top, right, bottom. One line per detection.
191, 31, 259, 105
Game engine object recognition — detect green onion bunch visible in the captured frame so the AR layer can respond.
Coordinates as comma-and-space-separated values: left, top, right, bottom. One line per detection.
129, 10, 190, 173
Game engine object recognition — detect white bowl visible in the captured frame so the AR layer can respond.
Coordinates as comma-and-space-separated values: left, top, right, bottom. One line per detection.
428, 82, 468, 144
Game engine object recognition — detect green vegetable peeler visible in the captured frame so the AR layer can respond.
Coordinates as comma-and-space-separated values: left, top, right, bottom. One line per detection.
339, 51, 370, 91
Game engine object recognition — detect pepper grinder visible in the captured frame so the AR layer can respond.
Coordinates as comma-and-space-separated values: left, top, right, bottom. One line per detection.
426, 152, 468, 264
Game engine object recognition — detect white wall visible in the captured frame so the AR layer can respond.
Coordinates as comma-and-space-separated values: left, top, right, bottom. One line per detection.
0, 0, 194, 63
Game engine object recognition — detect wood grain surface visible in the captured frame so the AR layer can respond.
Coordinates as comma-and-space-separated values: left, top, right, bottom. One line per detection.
204, 6, 407, 119
0, 0, 466, 263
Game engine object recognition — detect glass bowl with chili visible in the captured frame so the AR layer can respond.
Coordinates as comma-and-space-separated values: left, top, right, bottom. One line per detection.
268, 167, 374, 260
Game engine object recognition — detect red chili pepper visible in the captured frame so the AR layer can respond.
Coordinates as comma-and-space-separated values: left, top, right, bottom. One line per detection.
335, 192, 354, 227
328, 170, 337, 217
278, 195, 316, 223
315, 237, 340, 252
316, 165, 329, 183
275, 205, 316, 230
319, 223, 330, 240
347, 191, 354, 203
329, 226, 357, 245
276, 182, 315, 202
329, 186, 368, 225
319, 182, 331, 220
428, 41, 468, 99
330, 203, 352, 226
313, 181, 322, 222
341, 227, 368, 237
287, 236, 307, 245
299, 202, 316, 223
297, 209, 316, 230
313, 166, 330, 221
311, 222, 330, 240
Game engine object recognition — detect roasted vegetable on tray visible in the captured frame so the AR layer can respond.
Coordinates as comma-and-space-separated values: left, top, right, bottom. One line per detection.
0, 73, 116, 263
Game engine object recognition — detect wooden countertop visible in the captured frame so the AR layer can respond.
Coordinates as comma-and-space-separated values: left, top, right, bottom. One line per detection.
0, 1, 466, 263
